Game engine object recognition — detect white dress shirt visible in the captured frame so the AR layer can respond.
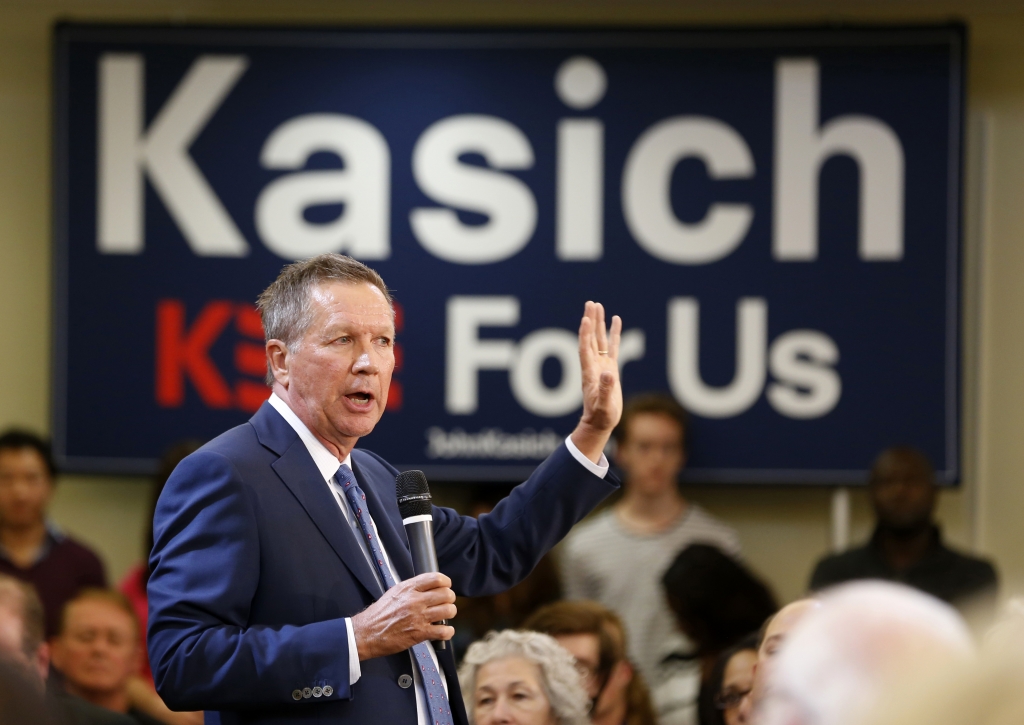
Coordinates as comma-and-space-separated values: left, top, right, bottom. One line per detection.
267, 393, 608, 722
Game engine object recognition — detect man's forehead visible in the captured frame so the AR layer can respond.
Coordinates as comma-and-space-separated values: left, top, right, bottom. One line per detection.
764, 600, 819, 641
0, 448, 47, 469
311, 282, 394, 322
66, 599, 134, 629
0, 607, 23, 651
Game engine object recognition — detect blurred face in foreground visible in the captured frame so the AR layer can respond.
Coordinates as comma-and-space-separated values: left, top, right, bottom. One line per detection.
553, 631, 632, 722
553, 633, 602, 701
0, 448, 53, 530
719, 649, 757, 725
52, 599, 139, 702
738, 599, 819, 723
472, 656, 558, 725
0, 604, 47, 684
616, 413, 685, 496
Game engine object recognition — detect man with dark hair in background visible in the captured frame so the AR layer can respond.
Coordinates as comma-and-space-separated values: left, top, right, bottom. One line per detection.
0, 574, 133, 725
524, 600, 657, 725
0, 430, 106, 637
561, 393, 740, 725
809, 446, 997, 612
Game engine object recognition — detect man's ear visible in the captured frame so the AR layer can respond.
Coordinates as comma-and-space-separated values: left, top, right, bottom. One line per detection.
33, 642, 50, 685
266, 340, 290, 387
48, 637, 63, 671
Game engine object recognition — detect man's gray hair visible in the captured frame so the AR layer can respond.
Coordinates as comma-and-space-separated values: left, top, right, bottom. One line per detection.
255, 254, 393, 385
760, 581, 974, 725
458, 629, 590, 725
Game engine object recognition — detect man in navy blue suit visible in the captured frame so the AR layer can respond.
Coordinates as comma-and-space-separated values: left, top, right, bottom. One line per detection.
147, 254, 624, 725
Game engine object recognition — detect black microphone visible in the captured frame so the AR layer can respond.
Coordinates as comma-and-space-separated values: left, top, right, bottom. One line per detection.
395, 470, 447, 649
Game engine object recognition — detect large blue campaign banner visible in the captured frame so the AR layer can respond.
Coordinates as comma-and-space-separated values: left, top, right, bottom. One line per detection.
53, 24, 964, 483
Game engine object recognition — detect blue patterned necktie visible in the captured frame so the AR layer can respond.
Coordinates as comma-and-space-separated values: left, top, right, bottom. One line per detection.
334, 464, 454, 725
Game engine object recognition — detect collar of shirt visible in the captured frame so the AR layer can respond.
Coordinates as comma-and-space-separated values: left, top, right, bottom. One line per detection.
0, 522, 64, 568
268, 393, 351, 481
865, 524, 951, 573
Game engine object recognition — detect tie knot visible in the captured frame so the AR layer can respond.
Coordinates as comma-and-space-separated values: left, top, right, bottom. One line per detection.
335, 463, 355, 488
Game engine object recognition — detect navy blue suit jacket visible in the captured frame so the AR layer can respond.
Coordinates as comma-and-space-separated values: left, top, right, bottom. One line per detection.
148, 402, 618, 724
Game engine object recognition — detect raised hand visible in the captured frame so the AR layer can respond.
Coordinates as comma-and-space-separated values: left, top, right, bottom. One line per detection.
570, 301, 623, 464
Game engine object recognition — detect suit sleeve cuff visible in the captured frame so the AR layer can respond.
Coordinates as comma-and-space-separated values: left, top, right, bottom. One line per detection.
564, 436, 609, 479
346, 618, 361, 685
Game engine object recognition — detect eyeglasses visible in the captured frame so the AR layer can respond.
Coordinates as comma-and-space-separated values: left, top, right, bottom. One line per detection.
713, 688, 751, 710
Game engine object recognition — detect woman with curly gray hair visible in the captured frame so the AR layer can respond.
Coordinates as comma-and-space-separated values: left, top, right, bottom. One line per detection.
459, 629, 590, 725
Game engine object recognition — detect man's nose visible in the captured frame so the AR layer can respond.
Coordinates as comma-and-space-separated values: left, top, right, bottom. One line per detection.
351, 347, 379, 374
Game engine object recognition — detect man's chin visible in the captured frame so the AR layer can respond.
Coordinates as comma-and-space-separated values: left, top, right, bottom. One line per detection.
331, 412, 383, 440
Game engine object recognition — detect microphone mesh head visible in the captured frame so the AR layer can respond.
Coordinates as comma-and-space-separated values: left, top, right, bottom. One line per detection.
396, 470, 433, 518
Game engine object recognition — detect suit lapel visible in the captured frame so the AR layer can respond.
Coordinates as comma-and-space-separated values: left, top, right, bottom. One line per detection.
352, 452, 415, 582
252, 403, 383, 598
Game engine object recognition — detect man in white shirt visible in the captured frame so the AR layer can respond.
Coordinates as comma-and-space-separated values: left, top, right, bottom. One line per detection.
147, 253, 624, 725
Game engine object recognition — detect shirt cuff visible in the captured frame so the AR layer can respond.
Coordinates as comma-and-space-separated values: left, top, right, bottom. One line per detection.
345, 618, 361, 685
564, 435, 609, 479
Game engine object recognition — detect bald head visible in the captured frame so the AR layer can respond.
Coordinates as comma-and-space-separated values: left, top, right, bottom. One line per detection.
760, 581, 973, 725
737, 599, 820, 723
759, 599, 821, 661
869, 447, 937, 532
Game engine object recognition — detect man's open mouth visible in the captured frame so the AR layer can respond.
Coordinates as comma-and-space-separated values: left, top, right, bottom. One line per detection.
347, 392, 373, 403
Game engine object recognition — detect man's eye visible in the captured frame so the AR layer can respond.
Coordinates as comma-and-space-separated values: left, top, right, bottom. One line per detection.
334, 337, 350, 344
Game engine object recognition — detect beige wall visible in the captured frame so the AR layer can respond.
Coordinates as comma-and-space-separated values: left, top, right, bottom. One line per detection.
1, 0, 1022, 604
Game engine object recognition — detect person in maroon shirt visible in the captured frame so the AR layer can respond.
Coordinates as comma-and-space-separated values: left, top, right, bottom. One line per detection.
0, 430, 106, 638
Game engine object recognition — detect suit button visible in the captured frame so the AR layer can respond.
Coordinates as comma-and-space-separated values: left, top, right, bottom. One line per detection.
291, 689, 303, 701
302, 687, 312, 699
398, 674, 413, 689
312, 686, 323, 698
323, 685, 334, 697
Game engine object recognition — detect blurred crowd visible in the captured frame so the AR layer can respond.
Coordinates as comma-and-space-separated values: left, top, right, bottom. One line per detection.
0, 392, 1016, 725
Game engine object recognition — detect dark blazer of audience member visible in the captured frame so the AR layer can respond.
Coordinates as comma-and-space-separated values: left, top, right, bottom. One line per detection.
524, 600, 657, 725
663, 544, 777, 678
809, 446, 998, 614
0, 430, 106, 637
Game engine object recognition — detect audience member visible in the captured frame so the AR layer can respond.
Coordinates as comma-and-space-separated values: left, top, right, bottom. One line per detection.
453, 485, 562, 660
118, 441, 202, 686
809, 446, 997, 613
737, 598, 819, 724
866, 606, 1024, 725
117, 442, 204, 725
0, 574, 133, 725
0, 429, 106, 637
459, 629, 590, 725
524, 600, 657, 725
701, 634, 758, 725
51, 589, 162, 725
657, 544, 776, 725
562, 393, 740, 695
0, 655, 54, 725
759, 581, 974, 725
663, 544, 777, 676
